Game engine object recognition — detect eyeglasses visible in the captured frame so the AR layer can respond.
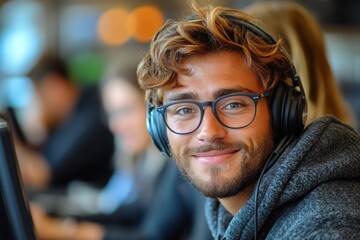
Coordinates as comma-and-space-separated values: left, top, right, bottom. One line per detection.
156, 91, 270, 135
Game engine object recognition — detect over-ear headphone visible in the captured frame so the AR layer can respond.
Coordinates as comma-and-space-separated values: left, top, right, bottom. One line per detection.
147, 103, 171, 157
146, 14, 307, 157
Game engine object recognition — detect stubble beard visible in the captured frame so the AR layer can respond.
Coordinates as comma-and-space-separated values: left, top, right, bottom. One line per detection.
170, 133, 275, 199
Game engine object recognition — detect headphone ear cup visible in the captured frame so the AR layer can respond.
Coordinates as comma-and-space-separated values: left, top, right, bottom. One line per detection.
146, 104, 171, 157
270, 82, 286, 136
271, 81, 306, 137
287, 86, 306, 135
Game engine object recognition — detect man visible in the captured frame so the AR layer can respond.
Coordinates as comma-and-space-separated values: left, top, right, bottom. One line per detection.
17, 53, 114, 190
137, 3, 360, 240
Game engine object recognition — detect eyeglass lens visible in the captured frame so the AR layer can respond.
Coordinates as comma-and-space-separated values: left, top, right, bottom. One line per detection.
164, 95, 256, 134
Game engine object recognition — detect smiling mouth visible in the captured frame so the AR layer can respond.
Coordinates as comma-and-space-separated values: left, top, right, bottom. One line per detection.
192, 149, 239, 164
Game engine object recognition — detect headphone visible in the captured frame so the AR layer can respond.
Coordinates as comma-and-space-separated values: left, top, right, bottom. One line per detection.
146, 14, 307, 158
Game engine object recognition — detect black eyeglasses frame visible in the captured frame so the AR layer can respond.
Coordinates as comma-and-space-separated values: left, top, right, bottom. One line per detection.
156, 91, 270, 135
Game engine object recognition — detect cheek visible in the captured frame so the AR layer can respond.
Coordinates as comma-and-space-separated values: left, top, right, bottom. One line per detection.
167, 130, 186, 154
230, 102, 273, 150
253, 101, 272, 132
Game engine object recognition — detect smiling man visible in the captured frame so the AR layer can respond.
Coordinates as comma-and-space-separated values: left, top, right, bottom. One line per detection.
137, 3, 360, 240
164, 52, 274, 206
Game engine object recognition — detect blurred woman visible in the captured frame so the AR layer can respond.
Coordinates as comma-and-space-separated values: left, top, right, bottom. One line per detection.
31, 63, 210, 240
245, 1, 356, 126
98, 64, 168, 220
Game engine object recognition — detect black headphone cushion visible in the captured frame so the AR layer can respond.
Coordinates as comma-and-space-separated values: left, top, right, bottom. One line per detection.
147, 104, 171, 157
270, 81, 305, 137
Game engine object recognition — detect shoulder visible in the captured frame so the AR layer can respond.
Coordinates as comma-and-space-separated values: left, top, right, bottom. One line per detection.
302, 115, 359, 141
289, 115, 360, 164
269, 180, 360, 239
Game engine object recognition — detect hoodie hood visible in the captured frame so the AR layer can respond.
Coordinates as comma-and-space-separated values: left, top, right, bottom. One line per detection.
206, 116, 360, 239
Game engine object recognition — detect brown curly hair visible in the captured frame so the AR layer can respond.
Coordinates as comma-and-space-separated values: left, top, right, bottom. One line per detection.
137, 2, 292, 106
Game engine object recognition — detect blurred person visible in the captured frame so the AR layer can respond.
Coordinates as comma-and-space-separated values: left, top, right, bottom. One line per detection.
245, 1, 356, 126
16, 52, 114, 190
95, 64, 169, 223
31, 64, 211, 240
137, 2, 360, 239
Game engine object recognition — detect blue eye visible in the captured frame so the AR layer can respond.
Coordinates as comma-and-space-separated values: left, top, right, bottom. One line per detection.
177, 107, 196, 115
225, 102, 244, 109
166, 103, 200, 120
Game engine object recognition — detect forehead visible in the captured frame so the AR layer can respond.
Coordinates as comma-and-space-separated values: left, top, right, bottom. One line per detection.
163, 51, 263, 101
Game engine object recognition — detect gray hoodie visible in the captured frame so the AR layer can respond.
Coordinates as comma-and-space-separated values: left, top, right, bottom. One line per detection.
206, 116, 360, 240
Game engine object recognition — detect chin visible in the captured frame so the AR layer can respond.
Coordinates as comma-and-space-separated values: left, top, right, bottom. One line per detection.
193, 179, 244, 199
198, 176, 257, 198
179, 158, 261, 198
181, 164, 242, 198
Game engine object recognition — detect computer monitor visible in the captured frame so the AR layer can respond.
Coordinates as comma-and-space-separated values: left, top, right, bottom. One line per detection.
0, 118, 37, 240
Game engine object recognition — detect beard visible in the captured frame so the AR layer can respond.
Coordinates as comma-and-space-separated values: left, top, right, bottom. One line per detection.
170, 131, 275, 198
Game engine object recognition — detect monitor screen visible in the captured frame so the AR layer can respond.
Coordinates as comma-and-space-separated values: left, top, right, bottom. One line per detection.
0, 118, 37, 240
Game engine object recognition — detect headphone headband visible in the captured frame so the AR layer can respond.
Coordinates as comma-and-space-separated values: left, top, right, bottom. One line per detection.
222, 15, 304, 91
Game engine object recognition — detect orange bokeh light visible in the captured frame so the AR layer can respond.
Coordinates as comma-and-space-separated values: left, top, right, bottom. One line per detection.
97, 8, 131, 46
127, 5, 164, 42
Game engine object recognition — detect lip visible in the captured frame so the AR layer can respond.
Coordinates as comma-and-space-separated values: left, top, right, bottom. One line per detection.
192, 149, 239, 165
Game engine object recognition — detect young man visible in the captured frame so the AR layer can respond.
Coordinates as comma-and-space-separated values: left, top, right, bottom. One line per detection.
137, 3, 360, 240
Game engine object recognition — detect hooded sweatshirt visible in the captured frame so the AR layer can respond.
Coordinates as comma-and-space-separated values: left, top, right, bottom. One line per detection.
206, 116, 360, 240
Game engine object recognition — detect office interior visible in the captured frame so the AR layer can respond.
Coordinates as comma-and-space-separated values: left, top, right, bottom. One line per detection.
0, 0, 359, 238
0, 0, 359, 128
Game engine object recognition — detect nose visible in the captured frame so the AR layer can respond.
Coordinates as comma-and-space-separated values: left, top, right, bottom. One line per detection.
196, 106, 227, 142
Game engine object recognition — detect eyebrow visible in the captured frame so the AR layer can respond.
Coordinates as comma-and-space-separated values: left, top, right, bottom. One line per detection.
166, 92, 198, 102
165, 86, 257, 103
212, 87, 256, 99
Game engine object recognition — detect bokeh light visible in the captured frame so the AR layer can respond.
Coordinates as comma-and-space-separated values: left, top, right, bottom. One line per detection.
68, 51, 105, 86
97, 7, 131, 46
0, 0, 44, 75
0, 76, 34, 108
127, 5, 165, 42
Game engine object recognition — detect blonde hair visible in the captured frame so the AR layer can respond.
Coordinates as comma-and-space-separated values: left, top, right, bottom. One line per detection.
137, 2, 292, 106
246, 1, 355, 126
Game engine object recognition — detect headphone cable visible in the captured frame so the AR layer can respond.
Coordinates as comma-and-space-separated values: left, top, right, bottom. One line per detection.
253, 135, 293, 240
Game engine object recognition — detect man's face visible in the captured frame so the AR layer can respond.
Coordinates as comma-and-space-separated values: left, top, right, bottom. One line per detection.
163, 51, 275, 198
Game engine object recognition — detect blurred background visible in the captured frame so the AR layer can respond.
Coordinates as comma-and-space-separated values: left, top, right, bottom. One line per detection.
0, 0, 359, 239
0, 0, 359, 131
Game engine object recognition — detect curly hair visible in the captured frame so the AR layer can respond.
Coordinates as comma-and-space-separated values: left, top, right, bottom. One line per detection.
137, 2, 292, 106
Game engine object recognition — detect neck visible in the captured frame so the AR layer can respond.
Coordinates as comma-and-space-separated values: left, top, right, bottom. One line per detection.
218, 184, 254, 216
